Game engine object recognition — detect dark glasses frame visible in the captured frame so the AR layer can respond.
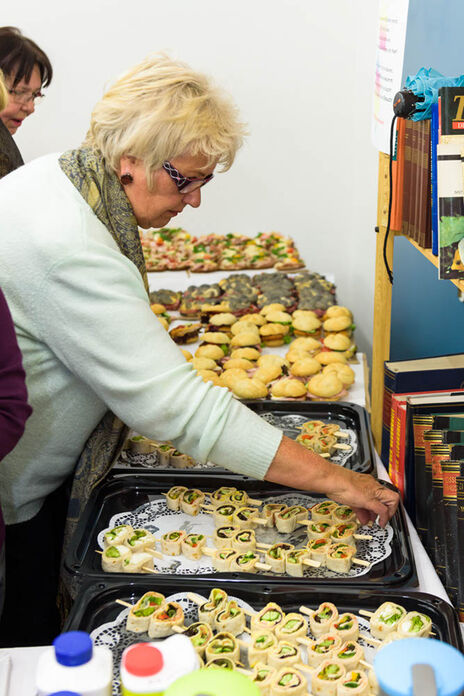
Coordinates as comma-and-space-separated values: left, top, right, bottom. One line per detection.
162, 161, 214, 193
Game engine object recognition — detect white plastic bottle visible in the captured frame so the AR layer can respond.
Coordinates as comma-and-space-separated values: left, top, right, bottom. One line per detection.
35, 631, 112, 696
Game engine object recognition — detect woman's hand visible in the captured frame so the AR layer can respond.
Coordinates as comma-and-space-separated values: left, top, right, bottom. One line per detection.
264, 435, 399, 528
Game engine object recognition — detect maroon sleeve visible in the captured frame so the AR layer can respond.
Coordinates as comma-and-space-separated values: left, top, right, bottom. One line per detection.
0, 288, 32, 462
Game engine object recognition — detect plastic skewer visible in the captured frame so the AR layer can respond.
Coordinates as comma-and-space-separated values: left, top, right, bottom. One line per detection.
115, 599, 132, 608
299, 605, 314, 617
303, 558, 321, 568
255, 562, 272, 572
333, 443, 352, 451
296, 636, 313, 646
360, 659, 374, 670
145, 549, 164, 559
297, 520, 311, 527
202, 547, 217, 557
353, 534, 373, 541
253, 518, 269, 526
255, 542, 272, 549
358, 609, 374, 618
295, 663, 315, 673
359, 633, 382, 646
352, 558, 371, 567
247, 497, 263, 506
142, 566, 159, 574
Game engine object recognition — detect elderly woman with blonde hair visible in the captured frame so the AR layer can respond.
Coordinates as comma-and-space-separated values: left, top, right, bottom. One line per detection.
0, 54, 398, 645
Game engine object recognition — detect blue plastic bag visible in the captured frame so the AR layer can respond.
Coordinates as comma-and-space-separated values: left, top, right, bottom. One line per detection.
404, 67, 464, 120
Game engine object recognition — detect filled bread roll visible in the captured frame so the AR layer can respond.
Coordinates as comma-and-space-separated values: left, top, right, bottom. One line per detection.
253, 364, 283, 384
291, 336, 322, 352
195, 344, 225, 360
322, 363, 355, 387
309, 603, 339, 638
165, 485, 188, 511
126, 591, 166, 633
248, 632, 277, 667
290, 357, 321, 377
257, 354, 289, 368
224, 358, 255, 371
161, 530, 186, 555
305, 632, 342, 667
307, 373, 345, 400
323, 315, 353, 333
202, 331, 231, 345
148, 601, 184, 638
323, 333, 352, 352
315, 351, 347, 366
231, 377, 268, 399
270, 378, 307, 400
230, 347, 261, 361
260, 303, 286, 315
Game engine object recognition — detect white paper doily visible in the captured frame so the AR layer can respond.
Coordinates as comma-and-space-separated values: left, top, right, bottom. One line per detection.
97, 493, 393, 579
90, 590, 377, 696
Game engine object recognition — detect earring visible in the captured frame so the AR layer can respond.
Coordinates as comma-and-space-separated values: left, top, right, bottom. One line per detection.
120, 173, 133, 185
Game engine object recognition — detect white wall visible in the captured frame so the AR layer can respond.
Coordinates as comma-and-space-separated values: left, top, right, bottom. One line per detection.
5, 0, 379, 363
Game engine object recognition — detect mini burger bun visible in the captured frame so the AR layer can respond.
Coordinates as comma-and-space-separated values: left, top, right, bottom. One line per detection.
209, 313, 237, 327
323, 363, 355, 386
265, 310, 292, 325
231, 321, 258, 336
315, 351, 347, 365
271, 378, 307, 400
260, 303, 287, 316
306, 373, 345, 400
230, 330, 261, 347
181, 349, 193, 361
151, 303, 168, 315
192, 357, 220, 372
157, 316, 169, 330
290, 357, 322, 377
292, 314, 321, 336
230, 347, 261, 361
231, 377, 268, 399
257, 354, 289, 369
323, 315, 352, 333
195, 344, 225, 361
291, 337, 322, 352
323, 333, 352, 352
292, 309, 318, 320
253, 364, 282, 385
224, 358, 254, 371
197, 369, 222, 386
237, 313, 267, 326
202, 331, 231, 345
323, 305, 353, 320
219, 368, 248, 388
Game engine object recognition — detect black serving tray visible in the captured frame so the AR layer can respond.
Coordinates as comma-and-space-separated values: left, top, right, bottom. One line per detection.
64, 578, 463, 653
112, 401, 376, 477
64, 473, 416, 593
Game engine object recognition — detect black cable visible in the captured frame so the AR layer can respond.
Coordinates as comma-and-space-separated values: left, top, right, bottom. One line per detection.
383, 113, 398, 284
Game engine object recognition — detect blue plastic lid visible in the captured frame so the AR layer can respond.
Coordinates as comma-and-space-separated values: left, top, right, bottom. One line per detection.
49, 692, 81, 695
53, 631, 93, 667
374, 638, 464, 696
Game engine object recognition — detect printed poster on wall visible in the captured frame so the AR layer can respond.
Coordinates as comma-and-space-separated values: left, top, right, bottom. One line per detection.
371, 0, 409, 154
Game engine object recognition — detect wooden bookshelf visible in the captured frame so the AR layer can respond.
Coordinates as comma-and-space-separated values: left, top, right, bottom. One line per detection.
371, 152, 464, 453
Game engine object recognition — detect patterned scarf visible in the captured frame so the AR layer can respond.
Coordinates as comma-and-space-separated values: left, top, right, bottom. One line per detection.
58, 148, 149, 601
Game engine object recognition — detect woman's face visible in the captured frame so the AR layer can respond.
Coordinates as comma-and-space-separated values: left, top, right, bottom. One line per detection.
0, 64, 42, 134
118, 152, 216, 229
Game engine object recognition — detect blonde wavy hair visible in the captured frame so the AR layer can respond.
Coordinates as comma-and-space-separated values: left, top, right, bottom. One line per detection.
0, 69, 9, 112
85, 54, 247, 185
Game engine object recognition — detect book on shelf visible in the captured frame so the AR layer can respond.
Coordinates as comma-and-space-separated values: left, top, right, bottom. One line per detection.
431, 445, 448, 583
380, 353, 464, 466
401, 119, 415, 238
441, 460, 463, 607
457, 471, 464, 621
438, 86, 464, 143
418, 118, 432, 248
404, 393, 464, 526
437, 140, 464, 279
433, 413, 464, 429
431, 101, 440, 256
391, 117, 406, 233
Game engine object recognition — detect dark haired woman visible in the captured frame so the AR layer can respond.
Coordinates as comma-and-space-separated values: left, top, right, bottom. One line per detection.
0, 26, 52, 178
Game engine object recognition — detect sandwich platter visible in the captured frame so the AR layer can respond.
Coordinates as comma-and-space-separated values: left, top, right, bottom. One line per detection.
63, 580, 463, 696
64, 474, 416, 593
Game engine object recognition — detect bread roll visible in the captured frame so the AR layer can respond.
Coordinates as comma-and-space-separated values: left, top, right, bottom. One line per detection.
223, 358, 254, 371
307, 373, 344, 399
230, 347, 261, 361
290, 357, 321, 377
323, 333, 352, 351
231, 377, 268, 398
315, 351, 347, 366
202, 331, 230, 344
195, 344, 225, 360
271, 378, 307, 399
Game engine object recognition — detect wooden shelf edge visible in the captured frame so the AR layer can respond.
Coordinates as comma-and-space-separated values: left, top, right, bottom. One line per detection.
405, 236, 464, 293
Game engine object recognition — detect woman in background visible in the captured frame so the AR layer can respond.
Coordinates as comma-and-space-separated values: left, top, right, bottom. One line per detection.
0, 26, 52, 178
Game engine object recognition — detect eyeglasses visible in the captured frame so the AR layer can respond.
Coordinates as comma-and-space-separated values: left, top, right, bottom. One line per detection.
162, 161, 214, 193
8, 88, 45, 105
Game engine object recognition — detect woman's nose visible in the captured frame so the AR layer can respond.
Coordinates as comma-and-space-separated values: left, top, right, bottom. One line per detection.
183, 188, 202, 208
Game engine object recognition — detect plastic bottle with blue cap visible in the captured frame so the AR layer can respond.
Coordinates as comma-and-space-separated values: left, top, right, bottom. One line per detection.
35, 630, 112, 696
374, 637, 464, 696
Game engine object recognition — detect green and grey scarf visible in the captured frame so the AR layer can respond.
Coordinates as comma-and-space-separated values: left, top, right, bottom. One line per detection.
58, 148, 149, 600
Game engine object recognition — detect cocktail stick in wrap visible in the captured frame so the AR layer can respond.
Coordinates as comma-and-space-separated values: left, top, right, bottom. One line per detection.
306, 521, 334, 541
275, 506, 308, 533
213, 525, 237, 549
125, 528, 156, 551
248, 631, 278, 667
306, 537, 331, 566
274, 613, 308, 643
265, 543, 295, 573
213, 504, 238, 526
396, 611, 432, 638
148, 601, 184, 638
101, 544, 131, 572
310, 500, 338, 523
103, 524, 134, 547
325, 543, 357, 573
304, 633, 342, 667
211, 547, 238, 571
329, 523, 360, 545
267, 641, 300, 669
181, 533, 206, 560
311, 659, 346, 696
183, 621, 213, 656
270, 667, 307, 696
251, 603, 286, 633
262, 503, 287, 528
232, 529, 257, 553
198, 588, 228, 626
251, 662, 277, 696
122, 551, 154, 573
205, 656, 236, 670
330, 613, 359, 643
161, 530, 186, 556
332, 505, 357, 525
368, 602, 406, 640
209, 486, 237, 506
302, 602, 339, 638
180, 488, 205, 516
284, 549, 310, 577
337, 669, 370, 696
164, 486, 188, 511
126, 591, 166, 633
233, 506, 260, 530
334, 640, 364, 670
215, 599, 246, 635
204, 631, 240, 664
231, 551, 269, 574
230, 489, 262, 507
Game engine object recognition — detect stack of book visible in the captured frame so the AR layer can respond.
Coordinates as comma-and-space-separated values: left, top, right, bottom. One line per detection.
390, 85, 464, 280
381, 354, 464, 618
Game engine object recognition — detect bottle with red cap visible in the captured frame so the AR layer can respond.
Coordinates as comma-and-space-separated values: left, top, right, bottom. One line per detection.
120, 634, 199, 695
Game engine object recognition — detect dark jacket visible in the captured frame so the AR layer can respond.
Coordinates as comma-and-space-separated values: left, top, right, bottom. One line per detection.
0, 119, 23, 180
